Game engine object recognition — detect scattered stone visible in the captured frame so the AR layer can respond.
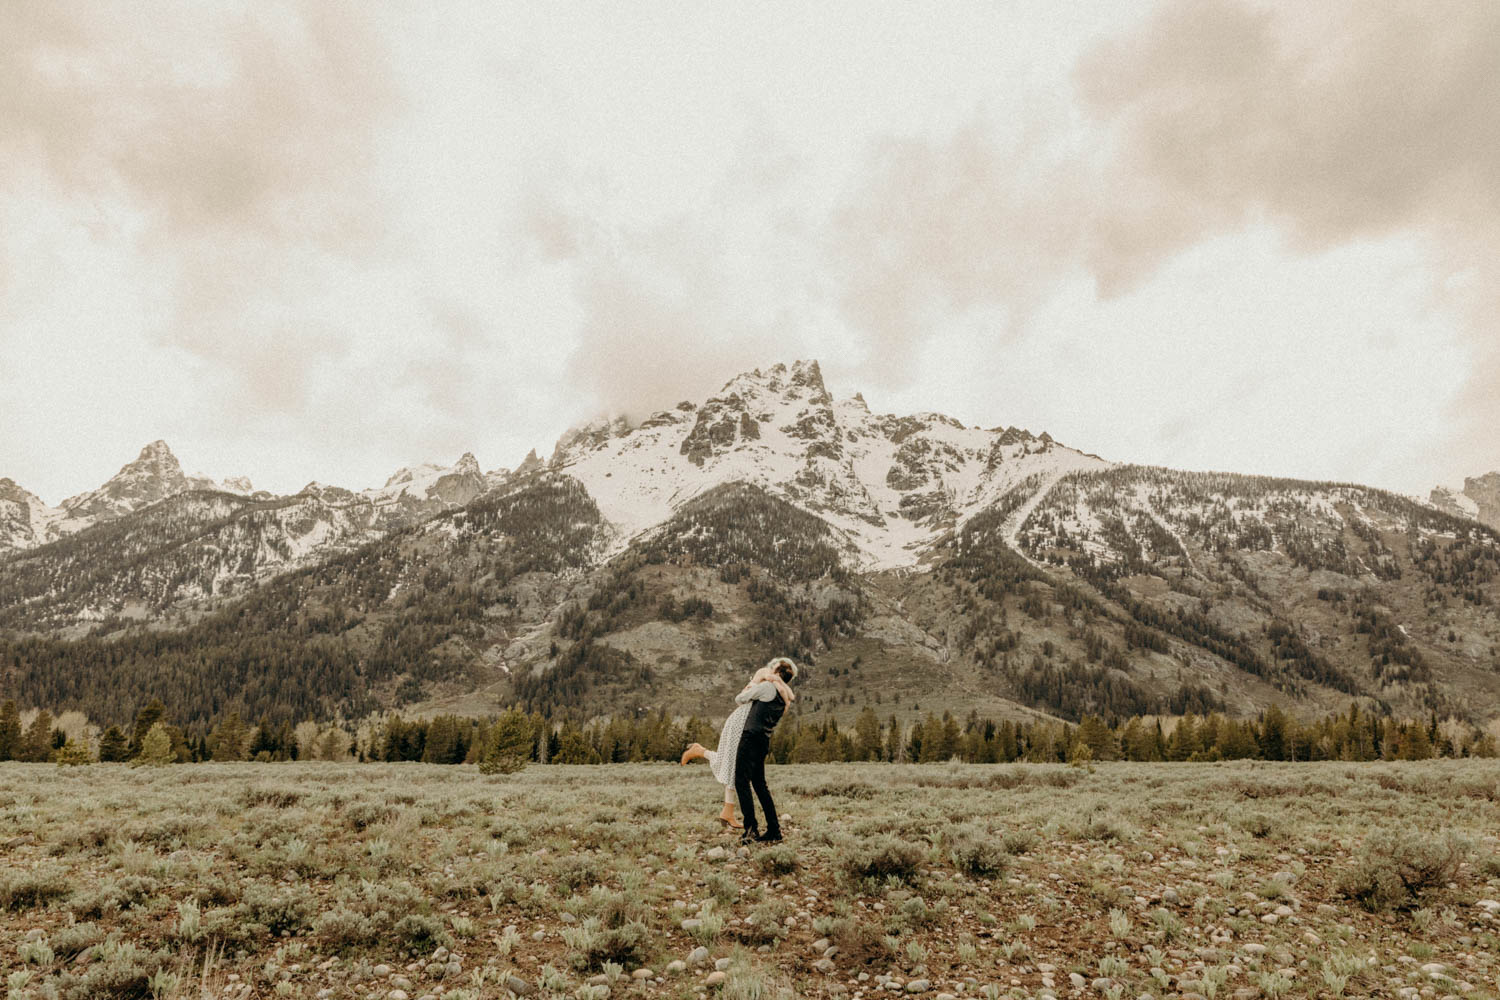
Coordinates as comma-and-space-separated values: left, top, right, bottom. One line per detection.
682, 918, 703, 931
374, 965, 392, 977
905, 979, 931, 993
705, 847, 727, 861
667, 960, 687, 974
688, 946, 711, 966
387, 992, 409, 1000
706, 971, 727, 987
559, 912, 578, 923
814, 959, 836, 974
632, 968, 654, 980
715, 958, 732, 971
505, 974, 534, 996
813, 937, 831, 952
1069, 973, 1087, 989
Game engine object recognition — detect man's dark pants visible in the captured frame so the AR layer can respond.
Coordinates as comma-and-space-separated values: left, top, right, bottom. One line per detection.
734, 730, 779, 838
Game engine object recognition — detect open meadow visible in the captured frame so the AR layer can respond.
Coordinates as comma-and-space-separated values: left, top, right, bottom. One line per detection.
2, 760, 1499, 1000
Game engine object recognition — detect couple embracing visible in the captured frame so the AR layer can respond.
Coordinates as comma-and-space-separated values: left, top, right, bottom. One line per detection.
681, 656, 798, 844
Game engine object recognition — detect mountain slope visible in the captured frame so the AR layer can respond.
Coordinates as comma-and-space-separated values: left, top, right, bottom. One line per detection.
3, 359, 1499, 730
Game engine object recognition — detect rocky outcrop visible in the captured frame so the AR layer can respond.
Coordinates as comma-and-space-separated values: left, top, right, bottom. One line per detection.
1430, 473, 1500, 531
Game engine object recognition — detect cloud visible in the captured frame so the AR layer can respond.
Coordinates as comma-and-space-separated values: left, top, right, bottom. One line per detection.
1074, 0, 1500, 471
0, 1, 400, 421
828, 0, 1500, 474
538, 135, 845, 423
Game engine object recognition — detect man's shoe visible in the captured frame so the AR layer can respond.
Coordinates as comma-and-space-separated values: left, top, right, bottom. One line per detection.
739, 828, 760, 845
756, 830, 783, 844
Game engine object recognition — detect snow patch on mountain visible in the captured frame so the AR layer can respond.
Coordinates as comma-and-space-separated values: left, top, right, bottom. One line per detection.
549, 359, 1112, 570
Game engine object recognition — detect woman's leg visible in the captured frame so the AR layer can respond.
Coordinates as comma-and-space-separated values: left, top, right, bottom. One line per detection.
719, 785, 740, 827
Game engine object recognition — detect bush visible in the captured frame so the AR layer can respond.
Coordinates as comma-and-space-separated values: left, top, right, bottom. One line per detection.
343, 800, 396, 831
1001, 829, 1038, 854
839, 835, 925, 883
392, 913, 452, 951
949, 836, 1009, 877
1232, 810, 1280, 839
314, 907, 381, 952
0, 866, 71, 911
562, 917, 648, 970
235, 884, 315, 936
69, 875, 159, 919
755, 844, 799, 876
50, 921, 104, 960
1336, 832, 1468, 912
478, 752, 528, 775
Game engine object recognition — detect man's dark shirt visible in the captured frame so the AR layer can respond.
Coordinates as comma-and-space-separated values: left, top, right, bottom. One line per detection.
738, 680, 786, 737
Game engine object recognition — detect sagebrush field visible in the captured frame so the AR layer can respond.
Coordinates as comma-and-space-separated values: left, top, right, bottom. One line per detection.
2, 761, 1499, 1000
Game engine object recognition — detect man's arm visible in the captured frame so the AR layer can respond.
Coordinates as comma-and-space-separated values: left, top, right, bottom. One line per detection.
735, 681, 778, 704
770, 676, 795, 703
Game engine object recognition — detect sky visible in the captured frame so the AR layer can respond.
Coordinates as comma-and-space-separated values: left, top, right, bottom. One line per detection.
2, 0, 1496, 504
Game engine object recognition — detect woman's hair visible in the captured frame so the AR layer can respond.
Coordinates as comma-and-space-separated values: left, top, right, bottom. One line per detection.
767, 656, 798, 681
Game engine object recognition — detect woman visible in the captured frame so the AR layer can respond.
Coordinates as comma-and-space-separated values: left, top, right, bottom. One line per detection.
681, 657, 798, 828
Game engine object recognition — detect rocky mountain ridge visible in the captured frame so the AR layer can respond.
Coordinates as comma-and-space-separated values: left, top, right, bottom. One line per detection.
3, 360, 1498, 730
1431, 473, 1500, 532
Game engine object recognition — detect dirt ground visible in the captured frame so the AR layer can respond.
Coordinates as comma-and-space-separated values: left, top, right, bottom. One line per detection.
2, 759, 1498, 999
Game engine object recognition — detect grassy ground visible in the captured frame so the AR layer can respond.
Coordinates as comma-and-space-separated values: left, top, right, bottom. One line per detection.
2, 760, 1499, 1000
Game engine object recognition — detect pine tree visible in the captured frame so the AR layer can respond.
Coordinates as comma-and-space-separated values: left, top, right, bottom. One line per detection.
854, 706, 882, 762
97, 726, 129, 762
20, 710, 55, 762
1076, 715, 1116, 760
130, 700, 166, 758
1259, 705, 1289, 761
136, 722, 174, 767
884, 715, 902, 763
0, 700, 20, 761
55, 738, 92, 766
210, 713, 249, 761
317, 728, 348, 761
478, 710, 532, 774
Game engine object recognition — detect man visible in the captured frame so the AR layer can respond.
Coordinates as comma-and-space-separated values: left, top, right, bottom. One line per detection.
733, 656, 797, 843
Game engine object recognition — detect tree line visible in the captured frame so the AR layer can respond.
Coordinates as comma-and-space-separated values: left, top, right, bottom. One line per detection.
4, 696, 1492, 766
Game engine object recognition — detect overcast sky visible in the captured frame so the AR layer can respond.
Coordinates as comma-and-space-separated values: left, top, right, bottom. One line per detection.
2, 1, 1496, 504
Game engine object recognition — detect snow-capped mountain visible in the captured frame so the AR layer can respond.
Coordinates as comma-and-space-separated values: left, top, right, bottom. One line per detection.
0, 441, 498, 558
367, 452, 487, 511
0, 478, 61, 551
6, 357, 1500, 731
58, 440, 219, 525
550, 360, 1107, 569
